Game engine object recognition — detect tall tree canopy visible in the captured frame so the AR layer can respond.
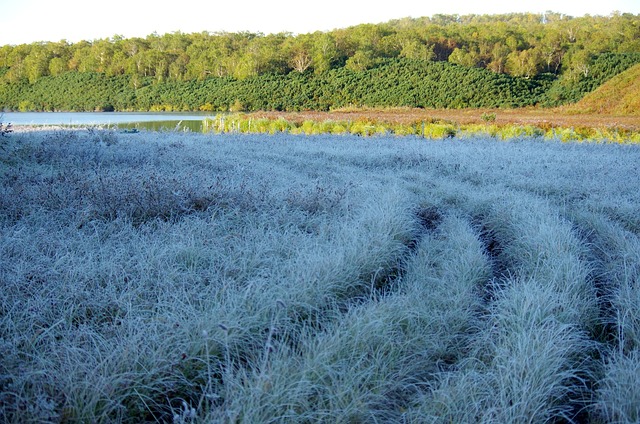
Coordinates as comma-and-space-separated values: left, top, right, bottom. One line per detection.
1, 12, 638, 83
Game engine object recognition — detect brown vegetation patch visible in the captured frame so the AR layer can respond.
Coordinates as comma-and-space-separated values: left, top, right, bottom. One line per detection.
245, 107, 640, 131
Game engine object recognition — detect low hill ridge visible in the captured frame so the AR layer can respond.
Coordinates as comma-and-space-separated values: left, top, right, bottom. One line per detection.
570, 64, 640, 116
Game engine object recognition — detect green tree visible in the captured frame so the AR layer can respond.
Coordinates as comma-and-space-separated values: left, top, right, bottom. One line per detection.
539, 29, 566, 73
565, 48, 593, 79
286, 34, 313, 73
0, 45, 11, 69
68, 41, 99, 72
48, 57, 67, 76
90, 39, 115, 73
5, 44, 31, 82
487, 42, 509, 73
399, 36, 435, 61
24, 43, 51, 83
107, 50, 128, 76
312, 32, 339, 74
345, 49, 375, 72
185, 32, 220, 79
448, 47, 481, 67
506, 48, 543, 78
45, 41, 72, 75
252, 33, 290, 75
119, 37, 150, 76
169, 53, 189, 80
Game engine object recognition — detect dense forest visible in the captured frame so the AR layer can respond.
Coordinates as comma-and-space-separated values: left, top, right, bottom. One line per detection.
1, 12, 639, 111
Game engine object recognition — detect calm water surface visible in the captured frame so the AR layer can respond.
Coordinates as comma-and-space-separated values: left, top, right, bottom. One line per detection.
2, 112, 214, 132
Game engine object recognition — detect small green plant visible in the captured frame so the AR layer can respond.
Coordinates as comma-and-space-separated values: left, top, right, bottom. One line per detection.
423, 123, 457, 139
481, 112, 497, 122
229, 99, 246, 113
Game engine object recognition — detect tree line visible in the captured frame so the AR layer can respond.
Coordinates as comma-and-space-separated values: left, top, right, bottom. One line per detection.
2, 12, 638, 82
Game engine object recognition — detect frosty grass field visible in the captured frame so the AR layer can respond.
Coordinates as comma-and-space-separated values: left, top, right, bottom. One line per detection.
1, 129, 640, 423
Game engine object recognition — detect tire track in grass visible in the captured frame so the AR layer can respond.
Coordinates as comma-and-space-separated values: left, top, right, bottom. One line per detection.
568, 210, 640, 422
210, 212, 492, 422
194, 187, 420, 419
409, 193, 599, 423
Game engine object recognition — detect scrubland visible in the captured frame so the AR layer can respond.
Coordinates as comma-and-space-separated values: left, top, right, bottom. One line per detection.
1, 129, 639, 423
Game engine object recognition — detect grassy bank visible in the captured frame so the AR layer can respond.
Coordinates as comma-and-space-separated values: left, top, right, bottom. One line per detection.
568, 63, 640, 115
1, 130, 640, 422
203, 112, 640, 143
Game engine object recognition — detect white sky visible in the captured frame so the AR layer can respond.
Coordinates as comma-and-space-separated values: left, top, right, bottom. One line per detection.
1, 0, 639, 45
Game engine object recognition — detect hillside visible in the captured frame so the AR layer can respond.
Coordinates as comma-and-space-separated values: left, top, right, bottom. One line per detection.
0, 59, 550, 112
1, 13, 639, 112
569, 63, 640, 115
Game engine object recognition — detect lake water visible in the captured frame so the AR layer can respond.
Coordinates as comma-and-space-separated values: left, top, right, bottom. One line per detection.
1, 112, 215, 132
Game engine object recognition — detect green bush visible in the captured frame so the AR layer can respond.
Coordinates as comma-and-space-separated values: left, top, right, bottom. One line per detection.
423, 123, 457, 139
481, 112, 497, 122
0, 59, 554, 112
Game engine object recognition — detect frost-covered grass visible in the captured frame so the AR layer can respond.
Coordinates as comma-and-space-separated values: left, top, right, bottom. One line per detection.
1, 129, 639, 423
